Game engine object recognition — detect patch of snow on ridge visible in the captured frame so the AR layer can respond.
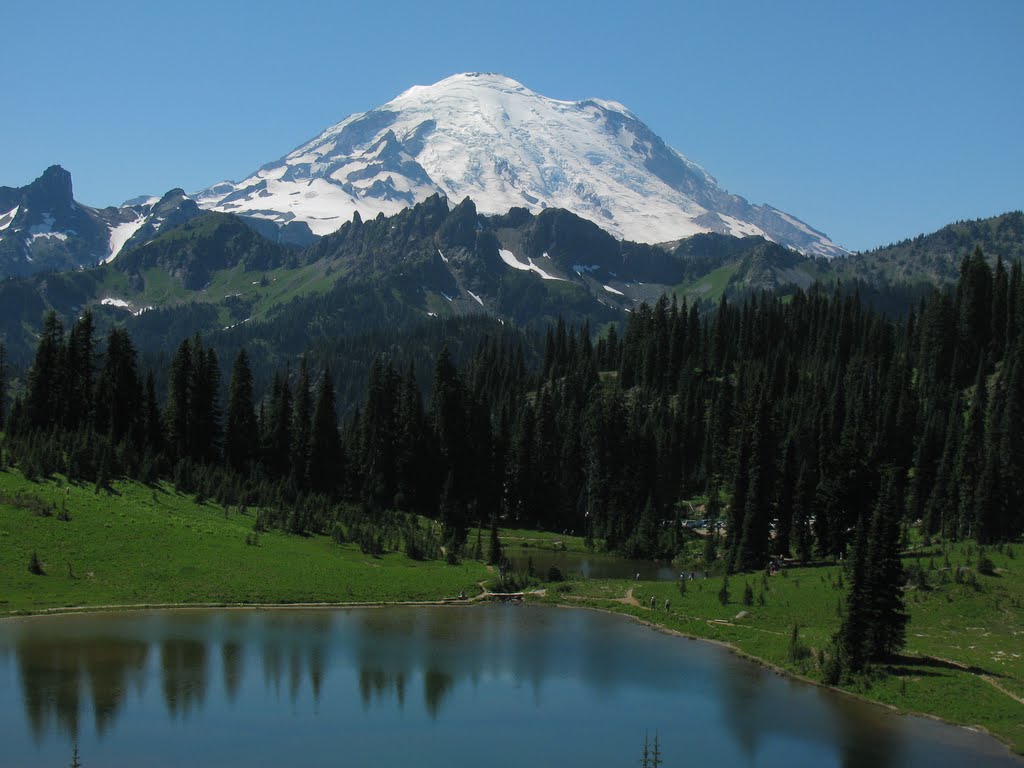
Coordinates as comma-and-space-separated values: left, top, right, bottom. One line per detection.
603, 284, 625, 296
467, 290, 484, 306
30, 231, 67, 242
718, 214, 766, 240
527, 258, 563, 281
27, 214, 69, 242
0, 206, 18, 231
498, 249, 564, 281
101, 298, 130, 309
105, 216, 146, 263
498, 248, 533, 272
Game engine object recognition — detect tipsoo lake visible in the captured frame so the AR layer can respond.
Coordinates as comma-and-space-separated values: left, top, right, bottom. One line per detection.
0, 605, 1018, 767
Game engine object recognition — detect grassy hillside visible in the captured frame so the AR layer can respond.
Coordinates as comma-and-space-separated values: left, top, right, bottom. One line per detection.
0, 471, 486, 613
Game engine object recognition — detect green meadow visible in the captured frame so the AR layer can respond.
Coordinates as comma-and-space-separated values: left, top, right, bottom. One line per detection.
0, 472, 485, 612
2, 469, 1021, 754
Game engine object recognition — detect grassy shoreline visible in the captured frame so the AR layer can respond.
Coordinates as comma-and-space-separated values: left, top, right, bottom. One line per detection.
552, 597, 1024, 758
2, 471, 1021, 755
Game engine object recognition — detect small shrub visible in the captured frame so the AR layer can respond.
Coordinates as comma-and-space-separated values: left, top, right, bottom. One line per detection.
331, 521, 347, 545
743, 582, 754, 606
547, 565, 564, 582
788, 624, 810, 663
28, 551, 44, 575
977, 556, 996, 576
718, 576, 730, 606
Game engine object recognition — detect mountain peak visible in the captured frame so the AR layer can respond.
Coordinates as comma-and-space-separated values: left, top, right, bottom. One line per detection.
27, 165, 75, 210
196, 76, 845, 257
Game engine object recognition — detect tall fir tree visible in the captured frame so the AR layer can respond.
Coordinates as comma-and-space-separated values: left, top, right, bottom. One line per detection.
307, 369, 343, 495
224, 348, 259, 475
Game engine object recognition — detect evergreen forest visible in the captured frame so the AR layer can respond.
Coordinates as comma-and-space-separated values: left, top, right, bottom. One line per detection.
4, 246, 1022, 675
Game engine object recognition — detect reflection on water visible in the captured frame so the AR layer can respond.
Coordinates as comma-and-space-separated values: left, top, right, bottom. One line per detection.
0, 606, 1019, 768
505, 549, 684, 581
18, 634, 148, 743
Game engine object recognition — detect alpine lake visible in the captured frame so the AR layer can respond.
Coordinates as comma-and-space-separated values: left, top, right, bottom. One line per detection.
1, 604, 1019, 767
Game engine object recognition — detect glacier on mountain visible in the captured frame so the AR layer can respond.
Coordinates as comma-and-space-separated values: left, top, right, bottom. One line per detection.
196, 73, 845, 257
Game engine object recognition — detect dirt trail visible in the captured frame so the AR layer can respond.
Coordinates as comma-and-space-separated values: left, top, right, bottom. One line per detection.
617, 587, 640, 607
919, 654, 1024, 707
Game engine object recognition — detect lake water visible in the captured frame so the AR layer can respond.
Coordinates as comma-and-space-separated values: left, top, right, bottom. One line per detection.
0, 606, 1018, 767
505, 549, 686, 581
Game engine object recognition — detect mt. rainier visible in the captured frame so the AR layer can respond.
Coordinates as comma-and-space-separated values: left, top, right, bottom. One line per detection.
197, 73, 844, 257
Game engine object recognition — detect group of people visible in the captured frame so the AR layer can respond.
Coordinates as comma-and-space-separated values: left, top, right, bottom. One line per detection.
648, 595, 670, 611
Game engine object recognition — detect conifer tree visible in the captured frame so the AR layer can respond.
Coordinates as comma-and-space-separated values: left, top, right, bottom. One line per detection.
487, 514, 502, 566
262, 372, 293, 479
224, 348, 259, 475
955, 361, 988, 538
837, 512, 871, 674
865, 473, 908, 661
291, 358, 313, 485
737, 391, 774, 571
165, 337, 193, 463
64, 310, 96, 431
92, 327, 141, 444
308, 369, 342, 495
27, 311, 65, 430
0, 342, 7, 430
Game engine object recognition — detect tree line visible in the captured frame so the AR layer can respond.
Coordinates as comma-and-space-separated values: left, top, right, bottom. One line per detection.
5, 247, 1022, 667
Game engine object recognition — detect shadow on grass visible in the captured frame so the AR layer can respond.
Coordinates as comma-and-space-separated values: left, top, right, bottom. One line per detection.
887, 654, 1003, 679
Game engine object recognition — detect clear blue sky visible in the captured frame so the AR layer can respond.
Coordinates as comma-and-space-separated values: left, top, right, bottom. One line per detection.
2, 0, 1021, 251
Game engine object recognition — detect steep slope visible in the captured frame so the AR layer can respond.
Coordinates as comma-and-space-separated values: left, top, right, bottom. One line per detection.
840, 211, 1024, 284
2, 195, 825, 366
0, 167, 317, 277
197, 73, 845, 257
0, 166, 111, 274
0, 166, 205, 276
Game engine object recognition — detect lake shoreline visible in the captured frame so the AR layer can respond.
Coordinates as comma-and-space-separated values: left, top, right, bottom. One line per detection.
553, 598, 1023, 760
3, 594, 1021, 760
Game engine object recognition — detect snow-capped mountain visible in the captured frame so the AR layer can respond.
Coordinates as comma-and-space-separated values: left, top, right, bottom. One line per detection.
0, 166, 202, 275
197, 73, 845, 257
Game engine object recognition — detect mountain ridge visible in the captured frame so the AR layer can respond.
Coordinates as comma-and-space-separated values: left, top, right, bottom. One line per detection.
196, 73, 845, 257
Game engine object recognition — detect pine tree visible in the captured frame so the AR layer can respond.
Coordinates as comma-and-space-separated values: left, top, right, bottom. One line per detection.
291, 358, 313, 486
64, 310, 96, 431
0, 342, 7, 430
432, 348, 468, 545
187, 341, 222, 463
262, 372, 293, 479
955, 362, 988, 538
165, 337, 193, 463
773, 437, 798, 557
26, 311, 65, 430
837, 512, 871, 674
864, 473, 908, 661
487, 514, 502, 566
394, 363, 428, 513
307, 369, 342, 495
737, 391, 774, 571
92, 327, 141, 443
954, 248, 993, 386
224, 348, 259, 475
